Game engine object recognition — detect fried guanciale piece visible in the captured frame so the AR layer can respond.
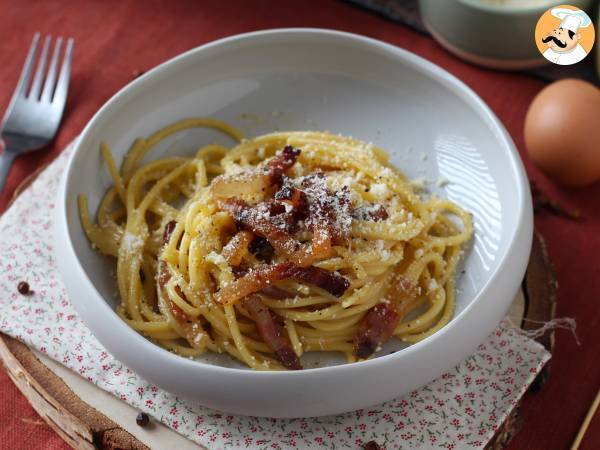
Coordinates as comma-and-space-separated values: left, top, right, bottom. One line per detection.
244, 295, 302, 370
211, 146, 301, 200
222, 230, 254, 266
353, 276, 418, 359
352, 204, 389, 221
214, 262, 350, 305
264, 145, 301, 185
220, 199, 306, 263
249, 236, 275, 262
221, 173, 359, 266
353, 303, 399, 360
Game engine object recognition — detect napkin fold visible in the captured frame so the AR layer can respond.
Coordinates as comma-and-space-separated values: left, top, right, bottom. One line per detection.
0, 145, 550, 450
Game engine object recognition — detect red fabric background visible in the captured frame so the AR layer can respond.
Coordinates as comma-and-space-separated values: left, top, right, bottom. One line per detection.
0, 1, 598, 449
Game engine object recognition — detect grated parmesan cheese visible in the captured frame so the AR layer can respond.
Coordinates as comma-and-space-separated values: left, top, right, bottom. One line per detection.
428, 278, 439, 292
121, 232, 144, 255
369, 183, 388, 198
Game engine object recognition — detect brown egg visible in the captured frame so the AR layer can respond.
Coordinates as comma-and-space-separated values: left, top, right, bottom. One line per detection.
524, 79, 600, 187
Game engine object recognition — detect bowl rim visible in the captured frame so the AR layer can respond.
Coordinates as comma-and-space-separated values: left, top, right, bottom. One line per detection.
58, 27, 532, 379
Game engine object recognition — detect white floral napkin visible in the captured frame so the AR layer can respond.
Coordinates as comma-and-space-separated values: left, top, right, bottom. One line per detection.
0, 146, 550, 450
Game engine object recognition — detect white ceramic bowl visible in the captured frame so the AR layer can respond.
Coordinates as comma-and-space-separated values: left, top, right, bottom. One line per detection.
55, 29, 532, 418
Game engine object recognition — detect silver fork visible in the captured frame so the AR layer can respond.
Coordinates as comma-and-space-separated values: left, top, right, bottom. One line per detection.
0, 33, 74, 192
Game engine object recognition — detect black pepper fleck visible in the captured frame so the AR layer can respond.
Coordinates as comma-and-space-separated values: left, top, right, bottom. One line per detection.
136, 412, 150, 427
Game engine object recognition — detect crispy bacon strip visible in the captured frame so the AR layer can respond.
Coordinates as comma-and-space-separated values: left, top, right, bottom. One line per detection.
275, 179, 334, 259
311, 226, 332, 260
279, 186, 330, 261
274, 179, 308, 213
220, 199, 309, 264
214, 262, 350, 305
211, 146, 301, 200
214, 263, 286, 305
354, 303, 399, 359
163, 220, 177, 244
221, 170, 356, 268
265, 145, 301, 185
211, 172, 270, 201
287, 265, 349, 297
222, 231, 253, 266
302, 174, 351, 248
244, 295, 302, 370
231, 264, 249, 278
353, 276, 418, 359
352, 204, 389, 221
249, 237, 275, 262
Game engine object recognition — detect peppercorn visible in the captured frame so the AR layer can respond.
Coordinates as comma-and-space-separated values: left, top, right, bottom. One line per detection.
136, 412, 150, 427
17, 281, 31, 295
363, 441, 381, 450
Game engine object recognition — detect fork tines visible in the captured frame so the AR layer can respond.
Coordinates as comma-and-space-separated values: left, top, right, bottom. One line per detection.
16, 32, 74, 105
0, 33, 74, 192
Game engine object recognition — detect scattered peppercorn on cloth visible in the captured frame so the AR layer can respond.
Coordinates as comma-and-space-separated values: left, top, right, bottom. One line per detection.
0, 146, 551, 450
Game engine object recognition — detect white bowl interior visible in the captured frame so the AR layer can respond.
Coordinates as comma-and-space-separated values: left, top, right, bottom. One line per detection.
66, 30, 522, 370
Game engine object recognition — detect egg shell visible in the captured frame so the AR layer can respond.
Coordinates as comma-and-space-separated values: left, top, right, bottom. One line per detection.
524, 79, 600, 187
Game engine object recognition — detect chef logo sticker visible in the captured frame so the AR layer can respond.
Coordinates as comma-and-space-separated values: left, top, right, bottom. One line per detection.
535, 5, 594, 66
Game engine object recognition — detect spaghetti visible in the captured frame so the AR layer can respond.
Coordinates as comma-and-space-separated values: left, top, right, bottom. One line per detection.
78, 119, 473, 370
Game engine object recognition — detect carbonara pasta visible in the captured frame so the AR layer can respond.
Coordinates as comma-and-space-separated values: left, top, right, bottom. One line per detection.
78, 118, 473, 370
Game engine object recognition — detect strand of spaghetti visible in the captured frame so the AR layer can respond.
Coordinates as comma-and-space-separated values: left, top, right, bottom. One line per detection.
261, 295, 335, 309
296, 324, 357, 339
144, 330, 182, 340
100, 142, 126, 204
122, 319, 171, 331
121, 138, 146, 181
125, 158, 189, 212
158, 340, 206, 357
306, 313, 364, 331
224, 304, 273, 370
401, 280, 455, 343
127, 118, 243, 177
96, 188, 120, 226
119, 162, 190, 320
395, 284, 446, 335
77, 194, 120, 257
165, 280, 203, 317
285, 319, 303, 357
274, 297, 380, 322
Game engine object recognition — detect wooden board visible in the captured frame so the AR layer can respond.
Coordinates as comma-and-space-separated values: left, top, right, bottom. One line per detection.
0, 171, 558, 450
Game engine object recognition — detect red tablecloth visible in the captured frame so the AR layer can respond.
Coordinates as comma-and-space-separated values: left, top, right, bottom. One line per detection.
0, 1, 598, 449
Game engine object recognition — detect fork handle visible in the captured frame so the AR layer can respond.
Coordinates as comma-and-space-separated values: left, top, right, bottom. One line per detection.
0, 149, 18, 194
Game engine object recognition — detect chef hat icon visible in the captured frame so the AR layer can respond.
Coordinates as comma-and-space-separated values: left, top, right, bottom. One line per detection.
551, 7, 592, 33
